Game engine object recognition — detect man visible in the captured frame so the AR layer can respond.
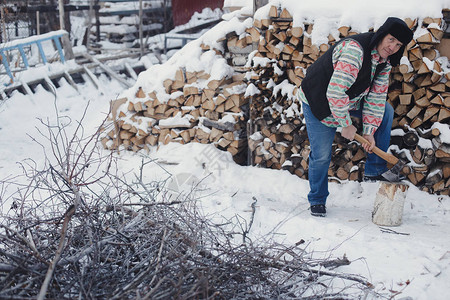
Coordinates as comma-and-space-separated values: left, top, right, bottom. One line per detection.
298, 17, 413, 217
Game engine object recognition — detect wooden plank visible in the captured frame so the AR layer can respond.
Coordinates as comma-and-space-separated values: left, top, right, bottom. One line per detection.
82, 53, 132, 88
124, 62, 138, 80
63, 71, 79, 92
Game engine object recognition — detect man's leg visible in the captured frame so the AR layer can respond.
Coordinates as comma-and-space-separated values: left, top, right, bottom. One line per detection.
364, 103, 394, 176
350, 102, 394, 176
302, 103, 336, 206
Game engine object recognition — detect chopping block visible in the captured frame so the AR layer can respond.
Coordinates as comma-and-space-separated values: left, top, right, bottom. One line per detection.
353, 134, 410, 226
372, 182, 409, 226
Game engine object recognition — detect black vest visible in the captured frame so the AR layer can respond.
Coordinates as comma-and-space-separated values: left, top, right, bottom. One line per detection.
301, 32, 386, 121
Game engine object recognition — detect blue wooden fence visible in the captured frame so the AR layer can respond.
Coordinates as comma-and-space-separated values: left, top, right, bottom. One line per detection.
1, 30, 68, 85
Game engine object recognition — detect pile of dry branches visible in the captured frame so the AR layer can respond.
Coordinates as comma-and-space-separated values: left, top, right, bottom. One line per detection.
0, 108, 386, 299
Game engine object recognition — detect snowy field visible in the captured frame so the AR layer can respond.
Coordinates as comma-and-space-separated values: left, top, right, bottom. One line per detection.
1, 0, 450, 299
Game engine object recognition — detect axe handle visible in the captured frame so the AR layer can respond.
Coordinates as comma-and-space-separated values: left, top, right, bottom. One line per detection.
354, 133, 399, 165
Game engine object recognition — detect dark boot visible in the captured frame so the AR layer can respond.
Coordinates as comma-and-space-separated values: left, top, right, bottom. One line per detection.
310, 204, 327, 217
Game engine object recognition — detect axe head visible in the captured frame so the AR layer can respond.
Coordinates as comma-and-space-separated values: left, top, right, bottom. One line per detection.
380, 160, 406, 182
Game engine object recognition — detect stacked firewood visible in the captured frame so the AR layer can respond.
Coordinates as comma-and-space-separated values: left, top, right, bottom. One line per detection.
387, 16, 450, 194
389, 124, 450, 194
246, 7, 310, 177
102, 65, 250, 164
245, 6, 450, 195
102, 5, 449, 195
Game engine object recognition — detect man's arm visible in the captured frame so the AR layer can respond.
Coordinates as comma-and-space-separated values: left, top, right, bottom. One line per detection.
362, 62, 392, 136
327, 40, 364, 140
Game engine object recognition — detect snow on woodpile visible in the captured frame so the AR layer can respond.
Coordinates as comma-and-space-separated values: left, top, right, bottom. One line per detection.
101, 0, 450, 195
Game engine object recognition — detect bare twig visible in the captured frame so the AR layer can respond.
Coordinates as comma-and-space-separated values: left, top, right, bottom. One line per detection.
0, 105, 387, 299
120, 201, 183, 206
37, 204, 76, 300
379, 227, 410, 235
242, 196, 258, 244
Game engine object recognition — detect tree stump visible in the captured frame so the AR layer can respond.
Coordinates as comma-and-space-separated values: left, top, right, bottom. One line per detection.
372, 182, 409, 226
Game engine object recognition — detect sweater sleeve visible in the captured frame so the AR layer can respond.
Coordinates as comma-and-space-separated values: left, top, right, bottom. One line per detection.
326, 40, 364, 127
362, 63, 392, 135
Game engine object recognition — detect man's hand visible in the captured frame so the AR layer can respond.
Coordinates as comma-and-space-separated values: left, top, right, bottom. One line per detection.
361, 134, 375, 153
341, 125, 357, 140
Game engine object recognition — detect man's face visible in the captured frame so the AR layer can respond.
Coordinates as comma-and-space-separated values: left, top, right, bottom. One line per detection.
377, 34, 403, 59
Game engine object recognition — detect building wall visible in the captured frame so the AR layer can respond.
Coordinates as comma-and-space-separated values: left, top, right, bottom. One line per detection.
172, 0, 224, 26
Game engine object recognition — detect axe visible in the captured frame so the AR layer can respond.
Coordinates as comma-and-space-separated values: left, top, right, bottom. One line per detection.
354, 133, 406, 182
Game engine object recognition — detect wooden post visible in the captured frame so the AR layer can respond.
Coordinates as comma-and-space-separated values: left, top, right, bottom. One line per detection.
372, 182, 409, 226
163, 0, 169, 32
1, 7, 7, 43
58, 0, 65, 30
139, 0, 144, 57
254, 0, 269, 12
36, 11, 40, 35
87, 0, 94, 49
61, 34, 74, 60
95, 0, 100, 42
249, 0, 268, 165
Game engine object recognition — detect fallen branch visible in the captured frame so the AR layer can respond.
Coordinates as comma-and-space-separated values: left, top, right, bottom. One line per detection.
37, 205, 76, 300
242, 196, 258, 243
379, 227, 410, 235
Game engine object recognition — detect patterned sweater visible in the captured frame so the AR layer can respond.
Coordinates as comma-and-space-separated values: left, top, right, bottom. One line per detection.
299, 40, 392, 136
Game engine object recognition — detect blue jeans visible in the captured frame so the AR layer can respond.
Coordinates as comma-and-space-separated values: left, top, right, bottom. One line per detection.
302, 102, 394, 205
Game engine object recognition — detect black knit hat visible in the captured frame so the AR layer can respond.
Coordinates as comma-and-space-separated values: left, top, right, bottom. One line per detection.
383, 17, 413, 45
370, 17, 414, 66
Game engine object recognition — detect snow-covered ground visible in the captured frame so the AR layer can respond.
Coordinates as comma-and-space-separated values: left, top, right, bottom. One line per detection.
1, 0, 450, 299
1, 79, 449, 298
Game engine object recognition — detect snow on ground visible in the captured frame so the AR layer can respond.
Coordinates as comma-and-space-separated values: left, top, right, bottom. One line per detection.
1, 64, 449, 299
135, 142, 450, 299
1, 0, 450, 299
